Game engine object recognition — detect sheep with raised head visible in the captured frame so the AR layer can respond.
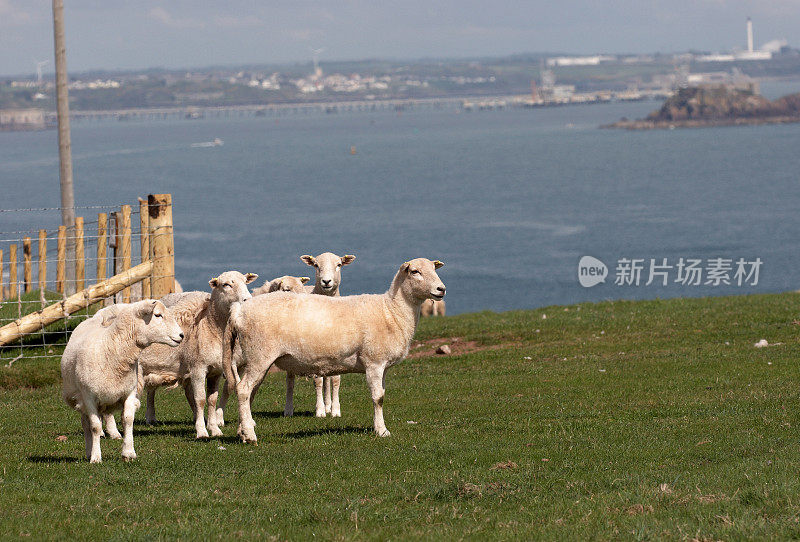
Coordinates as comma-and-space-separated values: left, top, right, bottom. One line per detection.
140, 270, 257, 438
223, 258, 445, 443
420, 298, 446, 317
293, 252, 355, 418
61, 300, 184, 463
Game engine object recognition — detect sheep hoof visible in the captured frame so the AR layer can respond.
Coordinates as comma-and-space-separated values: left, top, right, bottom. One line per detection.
145, 418, 159, 426
209, 426, 223, 438
196, 431, 210, 440
283, 410, 294, 417
315, 410, 326, 418
377, 429, 391, 437
122, 451, 137, 461
331, 408, 341, 418
89, 456, 102, 464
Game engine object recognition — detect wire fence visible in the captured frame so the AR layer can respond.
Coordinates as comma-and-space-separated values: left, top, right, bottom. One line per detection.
0, 194, 176, 365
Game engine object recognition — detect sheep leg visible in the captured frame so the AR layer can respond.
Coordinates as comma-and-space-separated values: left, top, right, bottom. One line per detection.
283, 373, 295, 417
236, 361, 273, 444
314, 377, 326, 417
103, 413, 122, 440
365, 365, 390, 437
81, 413, 92, 461
330, 375, 342, 418
324, 377, 332, 414
145, 387, 159, 425
120, 392, 140, 461
185, 371, 210, 439
206, 374, 223, 437
84, 402, 103, 463
216, 382, 228, 427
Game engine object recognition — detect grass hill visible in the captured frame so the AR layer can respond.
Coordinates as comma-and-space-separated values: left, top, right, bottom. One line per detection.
1, 293, 799, 539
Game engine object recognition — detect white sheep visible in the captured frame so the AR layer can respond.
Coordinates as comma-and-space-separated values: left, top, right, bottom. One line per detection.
140, 270, 257, 438
296, 252, 355, 418
420, 298, 446, 317
61, 300, 184, 463
251, 275, 310, 296
214, 274, 310, 423
224, 258, 445, 443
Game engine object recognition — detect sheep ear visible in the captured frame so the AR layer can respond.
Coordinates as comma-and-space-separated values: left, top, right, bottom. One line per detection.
433, 260, 444, 269
341, 254, 356, 265
267, 280, 281, 293
100, 308, 117, 327
209, 276, 220, 288
301, 255, 316, 267
244, 272, 258, 284
300, 276, 310, 284
401, 261, 411, 273
137, 300, 158, 322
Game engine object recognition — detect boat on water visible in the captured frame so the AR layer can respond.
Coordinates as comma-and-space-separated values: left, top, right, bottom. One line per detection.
190, 138, 224, 148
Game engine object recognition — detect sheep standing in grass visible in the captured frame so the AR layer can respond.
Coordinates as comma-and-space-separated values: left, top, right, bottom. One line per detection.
140, 271, 257, 438
61, 300, 184, 463
214, 274, 309, 423
297, 252, 355, 418
224, 258, 445, 443
420, 299, 446, 317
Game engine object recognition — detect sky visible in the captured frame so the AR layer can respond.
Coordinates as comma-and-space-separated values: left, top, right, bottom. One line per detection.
1, 0, 799, 76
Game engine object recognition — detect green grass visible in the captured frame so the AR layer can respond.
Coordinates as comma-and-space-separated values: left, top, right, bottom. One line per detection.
2, 293, 800, 540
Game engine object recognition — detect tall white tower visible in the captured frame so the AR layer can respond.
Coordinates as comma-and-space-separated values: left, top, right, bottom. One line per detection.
746, 17, 754, 53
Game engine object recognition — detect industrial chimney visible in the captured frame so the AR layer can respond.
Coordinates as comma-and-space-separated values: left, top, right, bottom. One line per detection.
747, 17, 754, 53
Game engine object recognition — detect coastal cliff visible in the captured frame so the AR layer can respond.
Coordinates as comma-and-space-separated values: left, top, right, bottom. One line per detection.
605, 86, 800, 129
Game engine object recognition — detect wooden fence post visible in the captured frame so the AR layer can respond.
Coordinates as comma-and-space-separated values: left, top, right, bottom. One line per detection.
112, 211, 121, 277
56, 227, 65, 293
97, 213, 107, 283
9, 244, 17, 299
23, 237, 32, 293
38, 230, 47, 307
148, 193, 174, 299
0, 249, 4, 301
121, 205, 132, 302
75, 216, 85, 291
138, 198, 151, 299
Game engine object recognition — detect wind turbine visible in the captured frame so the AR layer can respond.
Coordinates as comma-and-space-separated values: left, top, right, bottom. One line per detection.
34, 59, 50, 87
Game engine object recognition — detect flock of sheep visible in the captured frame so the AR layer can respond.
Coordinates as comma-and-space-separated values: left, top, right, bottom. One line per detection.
60, 252, 447, 463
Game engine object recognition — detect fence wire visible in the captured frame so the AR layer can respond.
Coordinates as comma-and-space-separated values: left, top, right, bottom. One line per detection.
0, 199, 175, 364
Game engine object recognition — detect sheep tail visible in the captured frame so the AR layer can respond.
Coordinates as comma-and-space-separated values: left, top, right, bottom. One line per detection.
223, 308, 239, 398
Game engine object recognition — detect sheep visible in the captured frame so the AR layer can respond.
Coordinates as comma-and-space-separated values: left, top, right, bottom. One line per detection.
213, 274, 310, 424
421, 299, 446, 317
224, 258, 445, 444
251, 275, 310, 296
139, 271, 257, 438
61, 300, 184, 463
294, 252, 356, 418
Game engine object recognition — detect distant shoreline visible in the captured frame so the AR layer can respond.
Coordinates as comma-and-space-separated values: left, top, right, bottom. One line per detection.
602, 115, 800, 130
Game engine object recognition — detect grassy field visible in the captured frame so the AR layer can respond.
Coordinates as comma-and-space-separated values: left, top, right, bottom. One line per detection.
1, 293, 800, 540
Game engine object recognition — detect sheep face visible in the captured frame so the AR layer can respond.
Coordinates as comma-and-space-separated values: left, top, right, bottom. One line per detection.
301, 252, 356, 293
400, 258, 446, 303
209, 271, 258, 305
137, 300, 184, 347
268, 275, 310, 293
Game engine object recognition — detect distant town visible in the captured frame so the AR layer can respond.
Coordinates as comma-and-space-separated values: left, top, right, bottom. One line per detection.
2, 18, 799, 129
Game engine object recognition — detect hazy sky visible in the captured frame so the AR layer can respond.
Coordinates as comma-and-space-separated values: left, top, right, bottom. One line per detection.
1, 1, 799, 76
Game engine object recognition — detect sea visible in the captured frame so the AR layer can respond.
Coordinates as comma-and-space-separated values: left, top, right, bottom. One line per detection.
2, 80, 800, 315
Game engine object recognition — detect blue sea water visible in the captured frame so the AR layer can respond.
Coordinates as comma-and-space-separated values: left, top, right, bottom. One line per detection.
1, 85, 800, 314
